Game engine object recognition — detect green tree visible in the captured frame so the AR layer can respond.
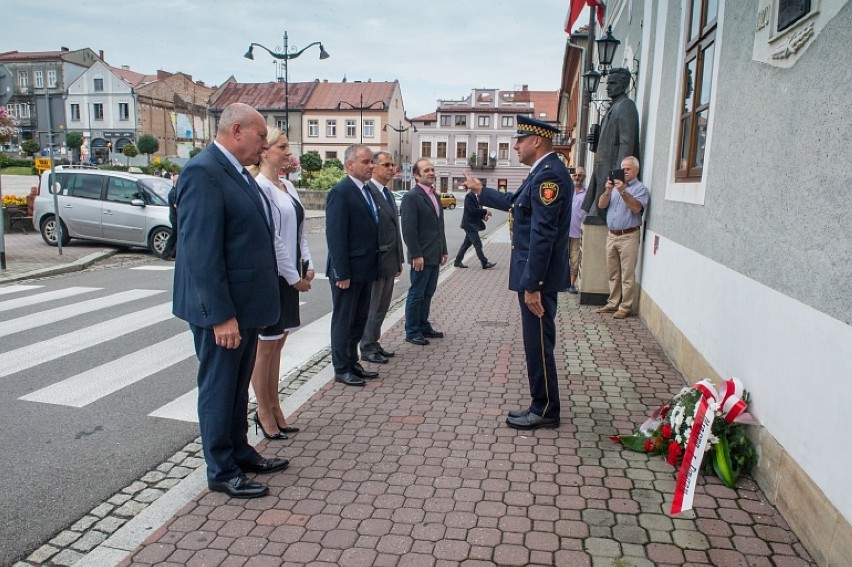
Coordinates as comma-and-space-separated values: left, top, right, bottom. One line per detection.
136, 134, 160, 163
308, 165, 345, 190
65, 132, 83, 163
21, 139, 40, 156
323, 158, 343, 171
299, 151, 322, 182
189, 146, 202, 159
122, 143, 139, 165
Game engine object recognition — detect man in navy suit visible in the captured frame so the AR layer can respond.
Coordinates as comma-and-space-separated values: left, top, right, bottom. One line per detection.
360, 151, 405, 364
453, 188, 496, 269
463, 116, 573, 430
326, 144, 381, 386
173, 103, 289, 499
400, 159, 448, 346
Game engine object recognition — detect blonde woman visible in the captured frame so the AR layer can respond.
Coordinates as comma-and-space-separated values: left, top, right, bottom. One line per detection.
248, 128, 314, 439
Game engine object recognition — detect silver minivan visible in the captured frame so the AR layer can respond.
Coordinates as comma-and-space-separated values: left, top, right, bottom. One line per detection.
33, 166, 173, 255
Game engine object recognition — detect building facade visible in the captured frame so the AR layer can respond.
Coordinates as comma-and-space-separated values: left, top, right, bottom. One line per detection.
564, 1, 852, 563
411, 86, 558, 193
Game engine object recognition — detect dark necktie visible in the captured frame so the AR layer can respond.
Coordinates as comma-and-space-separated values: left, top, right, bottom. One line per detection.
362, 183, 378, 224
382, 187, 394, 209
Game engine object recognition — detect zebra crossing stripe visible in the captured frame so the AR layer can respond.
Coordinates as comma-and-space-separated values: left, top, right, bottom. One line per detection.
0, 284, 42, 296
0, 289, 165, 339
0, 286, 101, 313
20, 331, 194, 407
0, 302, 174, 378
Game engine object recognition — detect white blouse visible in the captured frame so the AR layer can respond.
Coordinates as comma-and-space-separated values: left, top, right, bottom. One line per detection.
255, 173, 313, 285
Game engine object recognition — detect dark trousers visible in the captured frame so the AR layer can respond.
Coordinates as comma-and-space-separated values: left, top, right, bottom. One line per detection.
330, 281, 372, 374
190, 324, 260, 482
404, 264, 439, 338
161, 212, 178, 259
455, 228, 488, 266
360, 275, 395, 354
518, 291, 560, 419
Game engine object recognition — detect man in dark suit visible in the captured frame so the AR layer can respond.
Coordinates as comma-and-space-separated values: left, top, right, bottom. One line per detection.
400, 158, 448, 346
453, 188, 496, 269
326, 144, 381, 386
360, 151, 404, 364
173, 102, 289, 499
463, 115, 573, 430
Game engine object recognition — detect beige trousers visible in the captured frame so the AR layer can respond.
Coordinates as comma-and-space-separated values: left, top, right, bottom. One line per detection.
604, 230, 640, 313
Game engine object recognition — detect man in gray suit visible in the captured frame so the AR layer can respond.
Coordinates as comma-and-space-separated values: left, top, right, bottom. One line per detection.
360, 151, 404, 364
582, 68, 640, 220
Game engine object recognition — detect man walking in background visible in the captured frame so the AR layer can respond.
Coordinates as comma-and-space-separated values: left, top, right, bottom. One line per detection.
360, 151, 404, 364
453, 186, 496, 270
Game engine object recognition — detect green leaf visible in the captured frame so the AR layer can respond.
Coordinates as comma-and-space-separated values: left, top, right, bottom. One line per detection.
616, 435, 652, 452
712, 434, 737, 488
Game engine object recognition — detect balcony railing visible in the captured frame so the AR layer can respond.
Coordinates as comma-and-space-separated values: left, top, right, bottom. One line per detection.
468, 154, 496, 169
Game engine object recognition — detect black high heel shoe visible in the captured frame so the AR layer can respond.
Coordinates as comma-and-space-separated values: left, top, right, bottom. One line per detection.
253, 413, 288, 440
279, 425, 300, 434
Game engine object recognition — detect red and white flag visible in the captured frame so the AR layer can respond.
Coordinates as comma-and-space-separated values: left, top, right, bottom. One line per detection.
565, 0, 605, 37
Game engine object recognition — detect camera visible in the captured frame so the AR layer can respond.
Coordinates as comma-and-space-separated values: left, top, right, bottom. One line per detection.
608, 168, 625, 183
567, 167, 576, 174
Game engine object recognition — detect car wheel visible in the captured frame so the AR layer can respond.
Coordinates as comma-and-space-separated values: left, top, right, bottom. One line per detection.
449, 203, 456, 209
40, 215, 71, 247
148, 226, 172, 256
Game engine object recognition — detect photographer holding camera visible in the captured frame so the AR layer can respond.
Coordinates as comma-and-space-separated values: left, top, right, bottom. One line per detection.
595, 156, 649, 319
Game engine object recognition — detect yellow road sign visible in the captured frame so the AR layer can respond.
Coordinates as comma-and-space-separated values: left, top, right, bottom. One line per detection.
35, 157, 52, 172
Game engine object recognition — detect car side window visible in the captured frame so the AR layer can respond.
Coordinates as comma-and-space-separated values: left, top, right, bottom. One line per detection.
106, 177, 142, 204
48, 172, 69, 194
69, 174, 104, 200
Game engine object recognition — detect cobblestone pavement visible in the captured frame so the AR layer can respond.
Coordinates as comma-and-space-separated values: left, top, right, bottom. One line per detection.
95, 241, 814, 567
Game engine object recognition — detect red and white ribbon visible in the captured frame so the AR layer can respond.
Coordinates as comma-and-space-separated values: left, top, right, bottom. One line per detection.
693, 377, 751, 424
671, 396, 715, 514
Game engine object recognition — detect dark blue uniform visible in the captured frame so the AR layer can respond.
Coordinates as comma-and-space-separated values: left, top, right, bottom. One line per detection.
478, 152, 572, 419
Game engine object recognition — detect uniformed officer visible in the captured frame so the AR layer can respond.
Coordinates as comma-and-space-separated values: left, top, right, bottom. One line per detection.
463, 115, 573, 430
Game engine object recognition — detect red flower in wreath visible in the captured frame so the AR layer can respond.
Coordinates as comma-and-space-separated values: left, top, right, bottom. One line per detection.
666, 441, 682, 466
643, 439, 655, 452
661, 423, 673, 440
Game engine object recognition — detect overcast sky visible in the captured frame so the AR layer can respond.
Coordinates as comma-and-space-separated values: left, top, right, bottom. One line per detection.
5, 0, 583, 118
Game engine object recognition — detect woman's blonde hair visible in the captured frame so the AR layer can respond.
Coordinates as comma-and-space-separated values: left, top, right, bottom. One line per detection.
247, 127, 286, 177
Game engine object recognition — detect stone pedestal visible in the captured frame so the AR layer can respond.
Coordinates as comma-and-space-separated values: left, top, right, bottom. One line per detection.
578, 222, 609, 306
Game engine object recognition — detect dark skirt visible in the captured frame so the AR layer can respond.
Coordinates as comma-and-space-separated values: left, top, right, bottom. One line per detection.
259, 276, 300, 338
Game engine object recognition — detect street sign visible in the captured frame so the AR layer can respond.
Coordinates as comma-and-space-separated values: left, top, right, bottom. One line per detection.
35, 157, 51, 172
402, 162, 412, 182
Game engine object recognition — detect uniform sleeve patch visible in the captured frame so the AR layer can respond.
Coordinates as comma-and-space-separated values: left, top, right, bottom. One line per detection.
539, 182, 559, 206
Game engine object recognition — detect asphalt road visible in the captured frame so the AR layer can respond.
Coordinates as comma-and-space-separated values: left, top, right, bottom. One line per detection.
0, 205, 507, 565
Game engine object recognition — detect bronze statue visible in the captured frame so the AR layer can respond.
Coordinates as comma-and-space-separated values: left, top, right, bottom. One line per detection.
582, 68, 640, 220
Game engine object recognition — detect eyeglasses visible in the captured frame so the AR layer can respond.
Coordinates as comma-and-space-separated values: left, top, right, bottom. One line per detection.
378, 163, 395, 168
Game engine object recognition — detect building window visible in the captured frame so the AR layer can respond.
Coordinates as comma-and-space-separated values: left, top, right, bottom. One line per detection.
436, 141, 447, 159
676, 0, 717, 181
34, 71, 44, 88
48, 70, 57, 88
93, 103, 104, 121
455, 115, 467, 127
70, 104, 81, 121
93, 78, 104, 92
325, 151, 338, 160
498, 142, 509, 160
440, 115, 451, 127
477, 142, 489, 163
326, 120, 337, 137
308, 120, 319, 137
501, 116, 514, 127
456, 141, 467, 159
18, 71, 28, 89
346, 120, 356, 137
276, 119, 287, 131
364, 120, 375, 137
478, 115, 490, 127
421, 141, 432, 158
118, 102, 129, 121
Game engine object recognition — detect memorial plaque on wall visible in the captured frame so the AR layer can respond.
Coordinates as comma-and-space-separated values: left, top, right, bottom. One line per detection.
778, 0, 811, 32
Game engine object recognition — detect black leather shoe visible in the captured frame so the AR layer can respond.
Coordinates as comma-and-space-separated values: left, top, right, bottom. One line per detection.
482, 262, 496, 269
352, 363, 379, 379
423, 330, 444, 339
405, 336, 430, 346
377, 347, 394, 358
361, 352, 389, 364
335, 372, 365, 386
279, 425, 300, 434
506, 412, 560, 430
454, 261, 468, 268
507, 408, 530, 418
209, 475, 269, 499
239, 456, 290, 474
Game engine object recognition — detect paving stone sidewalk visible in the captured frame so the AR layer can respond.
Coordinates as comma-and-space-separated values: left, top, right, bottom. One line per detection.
112, 238, 815, 567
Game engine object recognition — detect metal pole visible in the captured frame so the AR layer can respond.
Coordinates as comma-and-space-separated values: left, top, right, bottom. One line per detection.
45, 91, 62, 255
284, 31, 289, 135
0, 162, 6, 269
577, 10, 596, 168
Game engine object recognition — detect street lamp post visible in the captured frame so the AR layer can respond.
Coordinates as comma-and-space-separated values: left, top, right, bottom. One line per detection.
338, 94, 386, 143
244, 32, 330, 135
383, 120, 416, 190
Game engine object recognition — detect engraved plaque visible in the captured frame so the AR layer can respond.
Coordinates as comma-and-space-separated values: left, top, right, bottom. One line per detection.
778, 0, 811, 32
